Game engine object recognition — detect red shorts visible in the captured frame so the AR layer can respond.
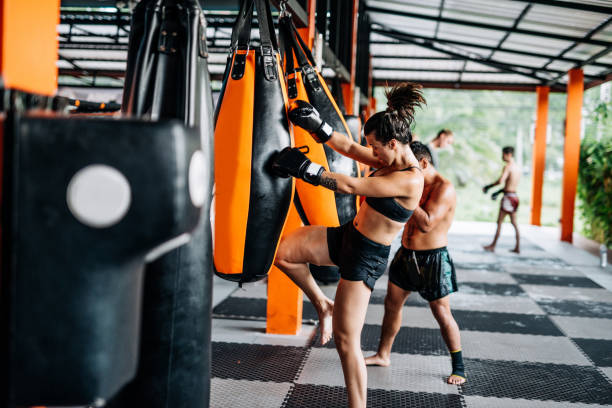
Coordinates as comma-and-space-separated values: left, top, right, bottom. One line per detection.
501, 192, 519, 213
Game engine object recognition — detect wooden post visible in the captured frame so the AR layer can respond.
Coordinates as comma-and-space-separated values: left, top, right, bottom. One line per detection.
560, 69, 584, 242
341, 0, 359, 115
0, 0, 60, 95
530, 86, 549, 226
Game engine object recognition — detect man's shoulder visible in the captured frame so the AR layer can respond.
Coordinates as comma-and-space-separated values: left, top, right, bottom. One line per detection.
432, 174, 456, 198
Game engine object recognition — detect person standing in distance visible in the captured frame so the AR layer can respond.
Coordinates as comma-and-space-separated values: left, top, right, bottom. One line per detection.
427, 128, 454, 168
482, 146, 521, 253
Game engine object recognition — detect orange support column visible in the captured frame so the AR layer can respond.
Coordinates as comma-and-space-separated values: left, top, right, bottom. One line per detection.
341, 0, 359, 115
530, 86, 549, 226
266, 203, 304, 334
0, 0, 60, 95
560, 69, 584, 242
297, 0, 316, 48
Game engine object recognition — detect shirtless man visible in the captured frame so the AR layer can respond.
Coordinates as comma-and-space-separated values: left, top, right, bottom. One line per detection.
365, 141, 465, 385
482, 146, 521, 253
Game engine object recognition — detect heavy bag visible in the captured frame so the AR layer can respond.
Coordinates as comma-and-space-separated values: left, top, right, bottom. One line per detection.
213, 0, 293, 283
106, 1, 215, 408
279, 16, 359, 228
1, 113, 203, 407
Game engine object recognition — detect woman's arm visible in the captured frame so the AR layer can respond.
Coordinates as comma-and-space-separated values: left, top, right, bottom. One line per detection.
326, 131, 386, 169
288, 100, 384, 168
319, 170, 422, 199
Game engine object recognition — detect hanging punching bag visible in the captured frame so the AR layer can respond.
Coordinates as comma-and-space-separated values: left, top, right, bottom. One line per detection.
279, 16, 359, 227
106, 1, 214, 407
214, 0, 293, 283
1, 109, 203, 407
279, 16, 360, 284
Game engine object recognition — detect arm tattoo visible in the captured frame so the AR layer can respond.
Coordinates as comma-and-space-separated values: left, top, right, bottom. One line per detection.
320, 174, 338, 191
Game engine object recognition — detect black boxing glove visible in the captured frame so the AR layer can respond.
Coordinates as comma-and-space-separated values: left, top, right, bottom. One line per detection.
271, 147, 325, 186
482, 183, 496, 194
288, 100, 333, 143
491, 189, 504, 200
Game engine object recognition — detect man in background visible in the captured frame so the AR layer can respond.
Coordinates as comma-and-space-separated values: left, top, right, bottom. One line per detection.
428, 129, 454, 168
482, 146, 521, 253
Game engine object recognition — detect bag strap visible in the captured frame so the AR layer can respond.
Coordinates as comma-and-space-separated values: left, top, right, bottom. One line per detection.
279, 16, 297, 97
230, 0, 254, 50
254, 0, 278, 51
254, 0, 279, 80
288, 18, 316, 68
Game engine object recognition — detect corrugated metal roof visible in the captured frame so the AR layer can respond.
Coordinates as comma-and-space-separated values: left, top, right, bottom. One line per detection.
367, 0, 612, 90
56, 0, 612, 91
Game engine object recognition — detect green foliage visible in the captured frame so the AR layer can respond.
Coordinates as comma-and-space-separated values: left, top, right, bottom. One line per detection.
577, 99, 612, 247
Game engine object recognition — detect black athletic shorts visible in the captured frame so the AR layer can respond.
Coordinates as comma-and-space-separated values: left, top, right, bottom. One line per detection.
389, 246, 458, 301
326, 222, 390, 290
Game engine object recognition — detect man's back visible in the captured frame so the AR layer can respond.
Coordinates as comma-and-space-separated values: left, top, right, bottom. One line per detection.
402, 173, 456, 250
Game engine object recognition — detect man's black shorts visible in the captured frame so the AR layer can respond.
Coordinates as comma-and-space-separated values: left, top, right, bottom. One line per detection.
389, 246, 458, 301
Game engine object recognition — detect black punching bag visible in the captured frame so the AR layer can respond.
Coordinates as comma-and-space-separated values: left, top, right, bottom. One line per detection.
107, 1, 214, 407
0, 109, 203, 407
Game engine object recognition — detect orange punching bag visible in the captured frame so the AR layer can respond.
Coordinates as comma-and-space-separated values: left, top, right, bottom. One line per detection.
214, 0, 294, 283
279, 16, 360, 283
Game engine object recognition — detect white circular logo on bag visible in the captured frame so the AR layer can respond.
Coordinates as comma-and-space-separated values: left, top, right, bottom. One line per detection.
189, 150, 206, 207
66, 164, 131, 228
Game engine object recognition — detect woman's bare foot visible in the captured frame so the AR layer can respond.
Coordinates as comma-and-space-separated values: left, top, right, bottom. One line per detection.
316, 299, 334, 345
483, 244, 495, 252
509, 247, 520, 254
364, 353, 390, 367
447, 374, 466, 385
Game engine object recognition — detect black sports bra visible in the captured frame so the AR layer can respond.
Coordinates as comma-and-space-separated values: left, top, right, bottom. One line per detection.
364, 166, 419, 223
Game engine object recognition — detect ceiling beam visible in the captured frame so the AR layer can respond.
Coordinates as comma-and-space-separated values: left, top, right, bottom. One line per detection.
366, 5, 610, 47
369, 30, 611, 68
487, 4, 531, 59
374, 26, 556, 82
508, 0, 612, 15
373, 79, 566, 92
542, 15, 612, 70
546, 44, 612, 85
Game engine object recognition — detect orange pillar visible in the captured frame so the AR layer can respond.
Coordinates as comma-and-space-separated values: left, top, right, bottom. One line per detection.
0, 0, 60, 95
297, 0, 316, 48
530, 86, 549, 226
560, 69, 584, 242
341, 0, 359, 115
266, 203, 304, 334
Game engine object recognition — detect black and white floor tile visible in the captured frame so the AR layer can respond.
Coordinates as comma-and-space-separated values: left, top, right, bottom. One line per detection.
211, 234, 612, 407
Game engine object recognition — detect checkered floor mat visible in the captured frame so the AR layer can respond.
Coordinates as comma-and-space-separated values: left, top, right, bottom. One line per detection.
211, 235, 612, 407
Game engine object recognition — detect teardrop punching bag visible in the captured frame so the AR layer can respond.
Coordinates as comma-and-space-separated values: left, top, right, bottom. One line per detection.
106, 1, 214, 407
213, 0, 294, 283
279, 16, 360, 284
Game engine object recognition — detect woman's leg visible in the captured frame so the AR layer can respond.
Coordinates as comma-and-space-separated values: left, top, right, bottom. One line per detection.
333, 279, 372, 408
274, 226, 335, 344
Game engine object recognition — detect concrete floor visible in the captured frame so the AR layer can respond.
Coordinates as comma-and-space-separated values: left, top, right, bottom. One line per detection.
211, 222, 612, 407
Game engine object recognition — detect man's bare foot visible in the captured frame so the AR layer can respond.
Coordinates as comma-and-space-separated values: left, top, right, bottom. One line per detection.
317, 299, 334, 345
509, 248, 520, 254
483, 244, 495, 252
447, 374, 466, 385
364, 353, 390, 367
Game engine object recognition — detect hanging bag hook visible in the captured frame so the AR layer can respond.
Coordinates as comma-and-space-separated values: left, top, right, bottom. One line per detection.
279, 0, 291, 18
